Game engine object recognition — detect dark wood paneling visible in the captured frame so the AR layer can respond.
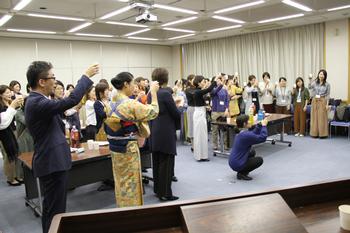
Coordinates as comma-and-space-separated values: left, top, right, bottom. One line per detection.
181, 194, 307, 233
49, 177, 350, 233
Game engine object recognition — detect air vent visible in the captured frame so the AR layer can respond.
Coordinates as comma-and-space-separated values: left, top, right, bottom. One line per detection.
246, 23, 282, 32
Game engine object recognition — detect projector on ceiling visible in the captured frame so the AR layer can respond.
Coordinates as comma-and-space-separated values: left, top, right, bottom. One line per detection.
136, 10, 157, 23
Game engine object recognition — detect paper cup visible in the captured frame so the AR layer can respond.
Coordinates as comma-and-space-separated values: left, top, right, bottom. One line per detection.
87, 140, 94, 150
339, 205, 350, 230
93, 142, 100, 150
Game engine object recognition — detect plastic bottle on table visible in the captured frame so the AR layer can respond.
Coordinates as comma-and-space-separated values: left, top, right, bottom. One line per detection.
257, 109, 264, 121
65, 122, 71, 146
248, 104, 255, 125
70, 125, 80, 148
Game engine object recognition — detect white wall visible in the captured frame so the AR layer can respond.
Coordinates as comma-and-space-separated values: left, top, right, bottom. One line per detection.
0, 37, 176, 89
171, 45, 182, 83
325, 19, 349, 101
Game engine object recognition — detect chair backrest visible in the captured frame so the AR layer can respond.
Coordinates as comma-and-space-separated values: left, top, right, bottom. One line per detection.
343, 106, 350, 122
328, 105, 336, 121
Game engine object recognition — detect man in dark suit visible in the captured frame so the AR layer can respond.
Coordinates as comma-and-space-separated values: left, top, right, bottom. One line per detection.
149, 68, 181, 201
25, 61, 99, 233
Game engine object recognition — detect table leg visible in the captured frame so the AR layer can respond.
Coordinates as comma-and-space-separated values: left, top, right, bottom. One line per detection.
36, 178, 43, 214
213, 127, 230, 157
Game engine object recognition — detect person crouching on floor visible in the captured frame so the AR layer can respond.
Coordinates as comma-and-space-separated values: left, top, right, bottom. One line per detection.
229, 115, 267, 180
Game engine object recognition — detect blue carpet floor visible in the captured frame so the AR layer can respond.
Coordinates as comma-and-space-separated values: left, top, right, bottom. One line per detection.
1, 135, 350, 233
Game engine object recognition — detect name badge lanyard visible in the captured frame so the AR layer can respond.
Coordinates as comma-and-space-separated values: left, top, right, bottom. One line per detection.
297, 89, 301, 103
281, 87, 286, 102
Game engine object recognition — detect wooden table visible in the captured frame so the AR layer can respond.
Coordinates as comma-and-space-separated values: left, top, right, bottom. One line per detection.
211, 113, 293, 157
181, 193, 307, 233
48, 193, 310, 233
18, 143, 112, 217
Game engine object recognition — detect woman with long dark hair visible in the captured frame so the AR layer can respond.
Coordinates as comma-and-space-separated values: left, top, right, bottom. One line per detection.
94, 82, 110, 141
308, 69, 331, 138
292, 77, 310, 137
84, 86, 97, 140
0, 85, 24, 186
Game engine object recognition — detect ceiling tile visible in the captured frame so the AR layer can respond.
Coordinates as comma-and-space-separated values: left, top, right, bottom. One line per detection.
135, 29, 186, 39
180, 18, 236, 31
226, 3, 302, 22
166, 0, 253, 12
23, 0, 126, 19
4, 15, 83, 32
0, 0, 20, 9
78, 22, 141, 36
300, 0, 350, 11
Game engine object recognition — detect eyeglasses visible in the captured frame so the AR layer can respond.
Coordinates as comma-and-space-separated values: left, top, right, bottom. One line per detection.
41, 76, 56, 81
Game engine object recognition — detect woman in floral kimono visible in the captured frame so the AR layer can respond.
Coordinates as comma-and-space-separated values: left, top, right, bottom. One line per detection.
104, 72, 159, 207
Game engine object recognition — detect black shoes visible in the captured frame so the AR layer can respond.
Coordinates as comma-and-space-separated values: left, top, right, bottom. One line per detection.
7, 180, 21, 186
159, 196, 179, 201
190, 147, 193, 152
198, 159, 210, 162
172, 176, 178, 182
237, 173, 253, 181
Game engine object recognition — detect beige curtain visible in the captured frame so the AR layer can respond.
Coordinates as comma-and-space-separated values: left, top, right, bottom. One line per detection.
182, 23, 324, 87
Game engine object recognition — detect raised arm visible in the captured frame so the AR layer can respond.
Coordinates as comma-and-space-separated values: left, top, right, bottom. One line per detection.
197, 81, 217, 96
33, 65, 98, 117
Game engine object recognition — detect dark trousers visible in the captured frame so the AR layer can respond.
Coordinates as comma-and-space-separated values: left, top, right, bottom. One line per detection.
152, 152, 174, 197
39, 170, 68, 233
263, 104, 275, 113
239, 149, 263, 175
84, 125, 97, 141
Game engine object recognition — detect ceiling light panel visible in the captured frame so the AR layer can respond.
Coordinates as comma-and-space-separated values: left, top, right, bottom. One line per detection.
258, 13, 304, 23
134, 28, 185, 40
328, 4, 350, 11
13, 0, 32, 11
105, 21, 148, 28
77, 22, 141, 36
75, 33, 114, 38
212, 15, 245, 24
214, 0, 265, 14
282, 0, 312, 12
99, 5, 133, 20
124, 28, 150, 37
127, 36, 159, 41
68, 22, 92, 32
7, 28, 56, 34
153, 4, 198, 14
0, 14, 13, 27
163, 27, 195, 33
27, 13, 86, 21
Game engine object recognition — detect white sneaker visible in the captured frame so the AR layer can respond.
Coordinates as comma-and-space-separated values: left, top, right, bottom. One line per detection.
294, 133, 299, 137
299, 134, 304, 137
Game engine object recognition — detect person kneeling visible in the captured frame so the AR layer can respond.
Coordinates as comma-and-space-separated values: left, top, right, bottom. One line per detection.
229, 115, 267, 180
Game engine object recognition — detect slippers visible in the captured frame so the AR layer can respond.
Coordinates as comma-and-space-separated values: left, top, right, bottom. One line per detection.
7, 180, 21, 186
